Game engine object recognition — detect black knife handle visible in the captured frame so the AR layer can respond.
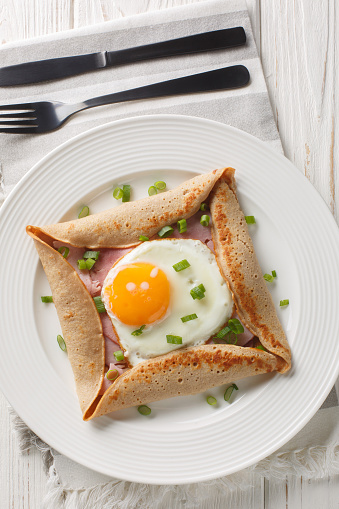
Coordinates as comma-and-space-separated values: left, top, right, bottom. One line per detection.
107, 27, 246, 66
83, 65, 249, 109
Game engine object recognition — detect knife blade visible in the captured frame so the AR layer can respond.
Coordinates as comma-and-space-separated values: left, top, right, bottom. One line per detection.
0, 27, 246, 86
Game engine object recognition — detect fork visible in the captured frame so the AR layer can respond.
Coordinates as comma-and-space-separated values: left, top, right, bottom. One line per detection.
0, 66, 249, 134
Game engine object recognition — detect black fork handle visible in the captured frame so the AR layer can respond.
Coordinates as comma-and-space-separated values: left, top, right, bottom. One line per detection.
82, 66, 250, 110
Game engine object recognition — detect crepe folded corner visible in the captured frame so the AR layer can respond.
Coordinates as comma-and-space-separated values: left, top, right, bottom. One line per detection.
27, 168, 291, 420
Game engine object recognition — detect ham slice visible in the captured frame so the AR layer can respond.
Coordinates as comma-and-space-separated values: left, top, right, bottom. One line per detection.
91, 247, 131, 285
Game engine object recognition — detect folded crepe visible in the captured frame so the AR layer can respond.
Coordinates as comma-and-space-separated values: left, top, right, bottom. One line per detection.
27, 168, 291, 420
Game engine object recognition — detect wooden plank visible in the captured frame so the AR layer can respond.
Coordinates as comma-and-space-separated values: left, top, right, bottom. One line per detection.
286, 475, 302, 509
260, 0, 338, 221
264, 476, 287, 509
0, 392, 46, 509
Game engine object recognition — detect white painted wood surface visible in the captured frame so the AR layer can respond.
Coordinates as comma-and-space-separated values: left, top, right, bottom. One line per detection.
0, 1, 338, 507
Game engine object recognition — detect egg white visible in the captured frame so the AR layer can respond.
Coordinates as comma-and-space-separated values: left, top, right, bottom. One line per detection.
101, 238, 233, 366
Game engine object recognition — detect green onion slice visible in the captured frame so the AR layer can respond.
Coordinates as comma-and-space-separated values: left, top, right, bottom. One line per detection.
245, 216, 256, 224
272, 270, 277, 278
190, 284, 206, 300
207, 396, 217, 406
181, 313, 198, 323
148, 186, 157, 196
264, 273, 275, 282
255, 344, 267, 351
78, 206, 89, 219
138, 405, 151, 416
122, 184, 131, 202
77, 259, 87, 270
106, 369, 119, 381
83, 250, 100, 260
216, 326, 231, 338
85, 258, 96, 270
93, 296, 105, 314
154, 181, 166, 190
172, 259, 190, 272
114, 350, 125, 362
200, 214, 210, 227
113, 187, 123, 200
166, 335, 183, 345
280, 299, 289, 306
228, 318, 244, 335
58, 246, 69, 258
131, 325, 146, 336
224, 383, 238, 402
200, 202, 208, 211
177, 219, 187, 234
57, 334, 67, 352
41, 296, 53, 303
139, 235, 149, 242
158, 225, 174, 238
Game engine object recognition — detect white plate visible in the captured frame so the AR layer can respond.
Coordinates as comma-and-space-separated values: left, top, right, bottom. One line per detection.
0, 115, 338, 485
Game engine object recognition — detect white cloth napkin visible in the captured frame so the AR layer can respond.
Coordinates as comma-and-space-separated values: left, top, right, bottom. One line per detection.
2, 1, 339, 508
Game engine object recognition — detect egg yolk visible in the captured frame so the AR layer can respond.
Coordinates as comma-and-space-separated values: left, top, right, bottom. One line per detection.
104, 262, 170, 326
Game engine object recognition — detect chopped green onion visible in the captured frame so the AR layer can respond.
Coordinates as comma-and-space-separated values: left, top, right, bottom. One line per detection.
228, 318, 244, 335
113, 187, 123, 200
139, 235, 149, 242
93, 296, 105, 314
172, 259, 190, 272
255, 344, 267, 351
200, 202, 208, 211
78, 206, 89, 219
57, 334, 67, 352
138, 405, 151, 416
83, 250, 100, 260
190, 284, 206, 300
122, 184, 131, 202
77, 259, 87, 270
207, 396, 217, 406
41, 296, 53, 303
158, 225, 174, 238
114, 350, 124, 362
131, 325, 146, 336
177, 219, 187, 233
272, 270, 277, 278
58, 246, 69, 258
181, 314, 198, 323
264, 273, 275, 282
85, 258, 96, 270
148, 186, 157, 196
106, 369, 119, 381
216, 326, 231, 339
154, 181, 166, 190
224, 383, 238, 402
245, 216, 256, 224
280, 299, 289, 306
200, 214, 210, 227
166, 335, 183, 345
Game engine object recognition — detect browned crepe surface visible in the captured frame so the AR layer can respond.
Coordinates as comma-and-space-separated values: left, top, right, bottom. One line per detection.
27, 167, 291, 420
32, 168, 225, 248
209, 169, 291, 373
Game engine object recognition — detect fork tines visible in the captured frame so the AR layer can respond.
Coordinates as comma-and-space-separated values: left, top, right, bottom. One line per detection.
0, 103, 38, 133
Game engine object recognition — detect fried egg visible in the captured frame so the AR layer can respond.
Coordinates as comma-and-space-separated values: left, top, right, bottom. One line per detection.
101, 238, 233, 365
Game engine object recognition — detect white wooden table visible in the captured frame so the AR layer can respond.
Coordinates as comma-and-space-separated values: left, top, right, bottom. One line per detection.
0, 1, 338, 507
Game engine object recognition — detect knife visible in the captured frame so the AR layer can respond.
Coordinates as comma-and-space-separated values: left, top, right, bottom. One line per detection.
0, 27, 246, 86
